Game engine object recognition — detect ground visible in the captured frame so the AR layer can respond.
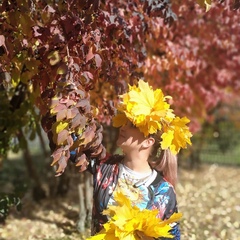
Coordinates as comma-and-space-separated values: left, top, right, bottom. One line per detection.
0, 163, 240, 240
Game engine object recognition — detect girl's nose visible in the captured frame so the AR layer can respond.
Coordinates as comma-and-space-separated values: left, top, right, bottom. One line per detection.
119, 125, 127, 135
121, 124, 128, 130
119, 126, 124, 133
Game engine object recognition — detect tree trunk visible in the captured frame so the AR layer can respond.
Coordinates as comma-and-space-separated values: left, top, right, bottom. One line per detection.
18, 129, 46, 201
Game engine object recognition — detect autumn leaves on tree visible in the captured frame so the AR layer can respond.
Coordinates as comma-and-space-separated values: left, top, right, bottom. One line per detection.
0, 0, 239, 175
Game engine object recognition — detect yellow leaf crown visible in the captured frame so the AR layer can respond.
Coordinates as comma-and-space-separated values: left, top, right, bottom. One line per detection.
112, 80, 192, 154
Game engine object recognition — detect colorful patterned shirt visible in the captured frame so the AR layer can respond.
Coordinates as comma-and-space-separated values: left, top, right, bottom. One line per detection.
88, 154, 181, 240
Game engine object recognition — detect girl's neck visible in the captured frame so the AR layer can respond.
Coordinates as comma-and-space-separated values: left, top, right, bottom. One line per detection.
122, 156, 152, 174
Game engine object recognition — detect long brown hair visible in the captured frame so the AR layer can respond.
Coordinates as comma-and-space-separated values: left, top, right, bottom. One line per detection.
148, 134, 178, 187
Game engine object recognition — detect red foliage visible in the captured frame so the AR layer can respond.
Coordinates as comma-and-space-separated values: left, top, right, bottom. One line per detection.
143, 0, 240, 132
0, 0, 176, 174
1, 0, 239, 174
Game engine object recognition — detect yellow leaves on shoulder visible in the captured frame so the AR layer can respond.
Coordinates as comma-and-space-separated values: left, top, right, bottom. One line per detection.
113, 191, 131, 207
85, 233, 109, 240
87, 191, 182, 240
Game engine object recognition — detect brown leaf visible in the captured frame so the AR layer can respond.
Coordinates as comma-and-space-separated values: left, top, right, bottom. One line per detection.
51, 103, 67, 114
51, 149, 62, 166
75, 153, 87, 167
82, 71, 93, 81
55, 155, 67, 173
86, 47, 94, 62
0, 35, 8, 54
75, 153, 89, 172
66, 135, 74, 148
75, 99, 91, 112
80, 125, 96, 145
90, 145, 103, 157
57, 129, 69, 145
67, 108, 79, 119
71, 113, 86, 129
95, 54, 102, 68
66, 99, 78, 107
56, 109, 67, 121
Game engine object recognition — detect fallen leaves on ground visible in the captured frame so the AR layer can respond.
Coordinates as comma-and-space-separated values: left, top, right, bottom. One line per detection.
177, 164, 240, 240
0, 164, 240, 240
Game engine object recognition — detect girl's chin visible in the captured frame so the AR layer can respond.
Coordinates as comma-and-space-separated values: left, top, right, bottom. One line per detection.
116, 136, 123, 145
117, 140, 126, 149
116, 139, 122, 147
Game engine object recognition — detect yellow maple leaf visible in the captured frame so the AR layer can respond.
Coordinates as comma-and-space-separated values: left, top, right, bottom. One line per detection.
161, 117, 192, 154
197, 0, 212, 12
161, 130, 174, 150
112, 113, 128, 128
114, 80, 173, 137
53, 121, 69, 134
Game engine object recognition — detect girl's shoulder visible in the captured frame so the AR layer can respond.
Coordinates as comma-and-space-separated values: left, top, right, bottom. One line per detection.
100, 153, 124, 165
150, 172, 175, 193
89, 154, 123, 175
150, 171, 165, 185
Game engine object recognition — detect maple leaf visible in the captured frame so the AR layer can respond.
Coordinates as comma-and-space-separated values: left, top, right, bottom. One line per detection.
197, 0, 212, 12
113, 80, 174, 137
161, 117, 192, 154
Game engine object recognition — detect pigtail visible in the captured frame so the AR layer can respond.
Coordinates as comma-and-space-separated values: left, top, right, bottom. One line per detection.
150, 149, 178, 187
148, 134, 178, 187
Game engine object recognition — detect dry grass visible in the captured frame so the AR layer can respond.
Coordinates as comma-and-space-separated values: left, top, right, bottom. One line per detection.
0, 163, 240, 240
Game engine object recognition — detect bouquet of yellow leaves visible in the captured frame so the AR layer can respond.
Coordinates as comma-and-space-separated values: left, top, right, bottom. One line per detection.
87, 192, 182, 240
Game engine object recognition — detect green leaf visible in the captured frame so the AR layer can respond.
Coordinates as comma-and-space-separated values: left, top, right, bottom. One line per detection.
0, 193, 21, 222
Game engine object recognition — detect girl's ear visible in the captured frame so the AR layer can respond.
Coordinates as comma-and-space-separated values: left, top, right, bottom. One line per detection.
142, 137, 155, 148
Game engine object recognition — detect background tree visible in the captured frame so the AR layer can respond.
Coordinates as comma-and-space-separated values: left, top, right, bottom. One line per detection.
0, 0, 176, 175
140, 0, 240, 166
1, 0, 239, 228
0, 0, 176, 224
144, 0, 240, 129
0, 0, 239, 185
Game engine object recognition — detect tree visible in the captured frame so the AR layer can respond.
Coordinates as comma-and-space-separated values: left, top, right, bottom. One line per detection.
143, 0, 240, 133
143, 0, 240, 167
0, 0, 176, 175
1, 0, 239, 174
1, 0, 239, 224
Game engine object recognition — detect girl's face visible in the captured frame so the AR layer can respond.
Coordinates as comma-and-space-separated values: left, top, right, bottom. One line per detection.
117, 121, 146, 151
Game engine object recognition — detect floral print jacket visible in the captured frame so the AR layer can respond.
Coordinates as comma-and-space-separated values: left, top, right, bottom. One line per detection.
88, 154, 181, 240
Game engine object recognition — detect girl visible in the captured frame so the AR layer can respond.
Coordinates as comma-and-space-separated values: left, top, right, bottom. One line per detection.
71, 80, 192, 239
89, 122, 181, 239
